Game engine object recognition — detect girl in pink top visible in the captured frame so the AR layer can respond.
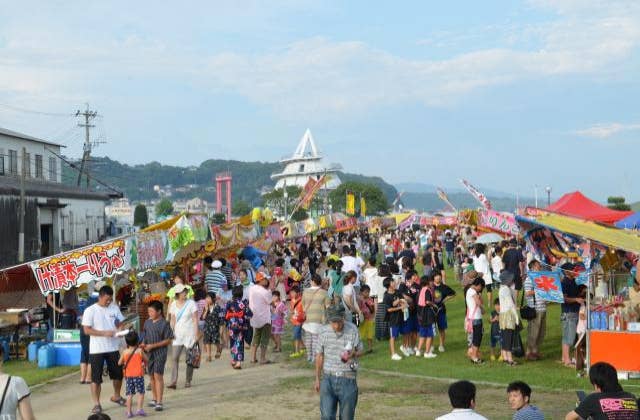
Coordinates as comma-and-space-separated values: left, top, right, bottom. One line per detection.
270, 291, 287, 352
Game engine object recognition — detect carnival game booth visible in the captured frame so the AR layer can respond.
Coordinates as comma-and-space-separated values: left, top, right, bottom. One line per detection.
517, 212, 640, 376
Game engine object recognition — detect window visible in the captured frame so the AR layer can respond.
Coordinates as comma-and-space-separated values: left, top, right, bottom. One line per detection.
35, 154, 43, 179
86, 228, 90, 242
0, 148, 4, 175
61, 229, 65, 243
8, 150, 17, 174
49, 157, 57, 181
24, 152, 31, 177
299, 164, 305, 172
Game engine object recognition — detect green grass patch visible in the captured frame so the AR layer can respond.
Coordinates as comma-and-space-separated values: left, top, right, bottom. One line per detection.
3, 360, 77, 387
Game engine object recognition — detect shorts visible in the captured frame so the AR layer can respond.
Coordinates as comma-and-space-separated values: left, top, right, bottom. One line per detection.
436, 311, 448, 331
389, 326, 401, 339
90, 351, 123, 384
125, 376, 145, 396
490, 334, 502, 348
501, 329, 514, 351
561, 312, 579, 346
147, 353, 167, 375
252, 324, 272, 348
292, 325, 303, 341
471, 320, 483, 348
80, 332, 90, 364
400, 315, 418, 335
418, 325, 434, 338
514, 277, 523, 291
358, 319, 374, 341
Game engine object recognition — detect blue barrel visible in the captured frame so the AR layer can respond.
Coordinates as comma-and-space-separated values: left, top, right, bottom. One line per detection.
0, 340, 9, 362
54, 343, 81, 366
28, 341, 45, 362
37, 344, 56, 368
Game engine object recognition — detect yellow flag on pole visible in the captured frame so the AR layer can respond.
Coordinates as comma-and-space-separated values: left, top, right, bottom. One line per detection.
346, 192, 355, 215
360, 196, 367, 217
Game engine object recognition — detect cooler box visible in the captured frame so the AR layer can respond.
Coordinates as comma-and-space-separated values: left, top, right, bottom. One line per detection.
54, 343, 81, 366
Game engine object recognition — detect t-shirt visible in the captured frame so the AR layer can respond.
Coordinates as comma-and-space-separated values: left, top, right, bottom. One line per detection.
82, 302, 124, 354
143, 317, 174, 361
444, 237, 455, 252
434, 284, 456, 314
398, 282, 420, 315
122, 350, 144, 378
575, 391, 640, 420
465, 288, 482, 320
502, 248, 524, 280
205, 270, 227, 295
398, 249, 416, 265
169, 299, 198, 347
561, 277, 581, 313
513, 405, 544, 420
341, 256, 365, 285
473, 254, 492, 285
0, 375, 31, 420
317, 322, 363, 375
436, 409, 489, 420
383, 291, 402, 326
342, 283, 359, 316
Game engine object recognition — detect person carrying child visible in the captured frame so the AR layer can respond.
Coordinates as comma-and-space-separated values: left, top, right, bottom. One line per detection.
357, 285, 376, 354
118, 331, 148, 418
201, 292, 224, 362
141, 300, 173, 412
289, 285, 305, 358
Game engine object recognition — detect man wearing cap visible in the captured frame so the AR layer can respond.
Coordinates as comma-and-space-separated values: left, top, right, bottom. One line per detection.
205, 260, 227, 297
560, 263, 583, 367
249, 272, 273, 364
315, 304, 363, 420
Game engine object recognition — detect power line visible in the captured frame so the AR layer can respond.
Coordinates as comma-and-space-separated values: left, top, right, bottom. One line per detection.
0, 102, 75, 117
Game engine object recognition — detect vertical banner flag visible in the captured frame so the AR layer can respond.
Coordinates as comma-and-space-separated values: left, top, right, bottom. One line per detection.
298, 177, 317, 209
436, 188, 457, 212
360, 196, 367, 217
346, 191, 356, 215
301, 175, 327, 210
529, 271, 564, 303
460, 179, 492, 210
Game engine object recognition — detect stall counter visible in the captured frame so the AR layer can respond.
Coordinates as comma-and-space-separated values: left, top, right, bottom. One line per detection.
589, 330, 640, 373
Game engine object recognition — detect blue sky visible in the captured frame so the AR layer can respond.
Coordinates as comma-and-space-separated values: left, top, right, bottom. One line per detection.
0, 1, 639, 201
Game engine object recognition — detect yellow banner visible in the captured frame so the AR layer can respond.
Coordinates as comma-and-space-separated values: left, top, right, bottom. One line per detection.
346, 192, 355, 215
360, 197, 367, 217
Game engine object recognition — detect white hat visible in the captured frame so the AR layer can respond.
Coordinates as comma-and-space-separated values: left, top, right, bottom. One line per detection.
173, 284, 187, 294
212, 260, 222, 269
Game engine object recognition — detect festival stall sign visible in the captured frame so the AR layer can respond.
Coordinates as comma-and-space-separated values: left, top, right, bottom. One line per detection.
419, 215, 458, 226
188, 215, 210, 242
211, 222, 237, 248
30, 238, 131, 295
478, 209, 520, 236
238, 224, 260, 244
529, 271, 564, 303
167, 215, 197, 253
130, 230, 174, 271
398, 214, 417, 230
335, 217, 358, 232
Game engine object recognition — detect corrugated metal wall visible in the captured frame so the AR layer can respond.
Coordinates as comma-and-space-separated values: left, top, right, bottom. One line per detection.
0, 195, 40, 268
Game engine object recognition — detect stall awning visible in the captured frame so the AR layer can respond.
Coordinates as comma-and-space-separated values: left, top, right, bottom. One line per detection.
546, 191, 633, 224
517, 213, 640, 254
615, 212, 640, 230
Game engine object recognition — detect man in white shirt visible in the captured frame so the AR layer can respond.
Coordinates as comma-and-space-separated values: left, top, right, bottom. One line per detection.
436, 380, 489, 420
249, 273, 273, 364
82, 285, 126, 415
340, 245, 364, 292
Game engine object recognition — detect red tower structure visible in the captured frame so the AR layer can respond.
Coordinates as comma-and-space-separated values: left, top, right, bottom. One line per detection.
215, 171, 232, 222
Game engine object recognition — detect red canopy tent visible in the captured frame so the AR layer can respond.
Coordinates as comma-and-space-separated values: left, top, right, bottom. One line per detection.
546, 191, 633, 224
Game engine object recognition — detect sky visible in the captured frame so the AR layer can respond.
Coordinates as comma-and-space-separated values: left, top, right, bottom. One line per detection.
0, 0, 639, 202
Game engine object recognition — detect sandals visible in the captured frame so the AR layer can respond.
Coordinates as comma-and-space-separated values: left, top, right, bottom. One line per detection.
167, 383, 177, 390
90, 405, 102, 414
110, 397, 126, 406
232, 364, 242, 370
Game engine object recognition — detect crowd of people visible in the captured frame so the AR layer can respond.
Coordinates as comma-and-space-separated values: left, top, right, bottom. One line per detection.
69, 222, 640, 419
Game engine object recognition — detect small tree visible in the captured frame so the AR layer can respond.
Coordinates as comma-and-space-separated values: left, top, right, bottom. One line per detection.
608, 196, 631, 211
212, 213, 227, 224
155, 198, 174, 217
232, 200, 251, 216
133, 204, 149, 228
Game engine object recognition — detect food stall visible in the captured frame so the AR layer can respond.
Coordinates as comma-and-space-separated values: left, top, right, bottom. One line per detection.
517, 211, 640, 375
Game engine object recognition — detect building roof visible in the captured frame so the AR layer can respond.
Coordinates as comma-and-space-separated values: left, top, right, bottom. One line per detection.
0, 176, 119, 200
0, 127, 65, 148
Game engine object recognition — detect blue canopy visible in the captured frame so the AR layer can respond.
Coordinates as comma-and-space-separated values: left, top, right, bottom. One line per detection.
615, 212, 640, 229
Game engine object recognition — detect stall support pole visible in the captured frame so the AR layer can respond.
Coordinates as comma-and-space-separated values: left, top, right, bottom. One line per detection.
586, 271, 592, 373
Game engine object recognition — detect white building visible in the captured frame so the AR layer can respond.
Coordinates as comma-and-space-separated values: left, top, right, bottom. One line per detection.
0, 127, 120, 268
271, 129, 342, 190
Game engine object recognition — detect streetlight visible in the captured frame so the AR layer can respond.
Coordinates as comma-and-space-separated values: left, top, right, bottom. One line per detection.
545, 186, 552, 207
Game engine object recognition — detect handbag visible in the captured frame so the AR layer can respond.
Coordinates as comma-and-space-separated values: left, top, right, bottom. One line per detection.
519, 288, 537, 321
186, 343, 201, 369
512, 330, 525, 358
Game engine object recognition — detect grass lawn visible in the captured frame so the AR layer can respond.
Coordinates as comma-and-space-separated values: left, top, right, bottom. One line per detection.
2, 360, 77, 387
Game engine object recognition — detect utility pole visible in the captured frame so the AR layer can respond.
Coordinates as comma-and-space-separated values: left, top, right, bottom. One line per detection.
18, 147, 26, 262
76, 104, 99, 188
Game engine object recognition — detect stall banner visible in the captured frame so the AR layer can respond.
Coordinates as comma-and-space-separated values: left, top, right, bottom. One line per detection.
576, 270, 590, 286
478, 209, 520, 235
460, 179, 493, 210
30, 239, 130, 295
398, 214, 417, 230
132, 230, 174, 271
420, 216, 458, 226
335, 217, 358, 232
529, 271, 564, 303
238, 224, 259, 244
188, 215, 210, 242
211, 223, 237, 248
167, 215, 197, 253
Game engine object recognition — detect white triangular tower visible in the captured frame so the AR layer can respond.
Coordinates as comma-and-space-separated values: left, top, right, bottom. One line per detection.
292, 129, 320, 159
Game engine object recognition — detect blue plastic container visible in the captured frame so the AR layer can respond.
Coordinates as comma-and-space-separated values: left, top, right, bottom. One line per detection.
0, 340, 9, 362
54, 343, 81, 366
28, 340, 46, 362
37, 344, 56, 368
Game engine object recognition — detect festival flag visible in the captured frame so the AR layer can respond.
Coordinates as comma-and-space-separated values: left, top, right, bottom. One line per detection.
360, 196, 367, 217
460, 179, 492, 209
297, 177, 317, 208
301, 175, 328, 210
346, 191, 356, 215
436, 187, 457, 212
529, 271, 564, 303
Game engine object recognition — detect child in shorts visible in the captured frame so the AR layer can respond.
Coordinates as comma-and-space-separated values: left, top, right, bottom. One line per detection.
141, 300, 174, 412
490, 298, 502, 361
289, 286, 305, 358
357, 285, 375, 353
119, 331, 148, 418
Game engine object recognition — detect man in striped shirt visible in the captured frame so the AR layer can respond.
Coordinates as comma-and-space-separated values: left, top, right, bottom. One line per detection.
206, 260, 227, 296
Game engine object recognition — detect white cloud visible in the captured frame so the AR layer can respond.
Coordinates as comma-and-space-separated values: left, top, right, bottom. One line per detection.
574, 123, 640, 138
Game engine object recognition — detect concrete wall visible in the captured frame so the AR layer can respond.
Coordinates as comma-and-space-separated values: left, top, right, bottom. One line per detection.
0, 135, 62, 183
0, 195, 40, 268
58, 197, 106, 249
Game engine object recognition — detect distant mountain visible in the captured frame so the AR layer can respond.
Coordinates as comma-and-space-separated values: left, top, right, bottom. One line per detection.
395, 182, 518, 199
64, 156, 398, 206
401, 192, 535, 213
